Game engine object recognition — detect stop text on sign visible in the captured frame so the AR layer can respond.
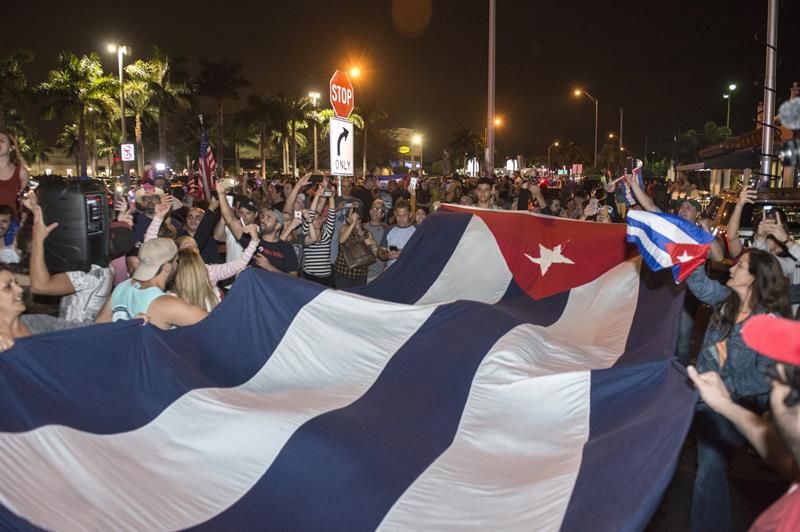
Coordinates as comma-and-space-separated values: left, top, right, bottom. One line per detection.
330, 86, 353, 107
329, 70, 355, 119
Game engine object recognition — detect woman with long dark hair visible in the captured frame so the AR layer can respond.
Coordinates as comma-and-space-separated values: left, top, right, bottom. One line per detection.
687, 248, 791, 531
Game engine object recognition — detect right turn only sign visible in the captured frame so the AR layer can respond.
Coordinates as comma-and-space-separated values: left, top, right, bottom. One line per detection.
329, 117, 353, 176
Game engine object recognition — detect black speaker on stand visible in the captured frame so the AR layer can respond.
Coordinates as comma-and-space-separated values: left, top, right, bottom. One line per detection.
37, 177, 110, 274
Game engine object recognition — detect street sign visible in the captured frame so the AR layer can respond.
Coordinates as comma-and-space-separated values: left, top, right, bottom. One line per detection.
121, 143, 135, 162
329, 70, 354, 119
329, 117, 353, 176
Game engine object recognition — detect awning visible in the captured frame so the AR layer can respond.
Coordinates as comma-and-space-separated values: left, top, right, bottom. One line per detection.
676, 147, 761, 172
675, 162, 705, 171
703, 147, 761, 169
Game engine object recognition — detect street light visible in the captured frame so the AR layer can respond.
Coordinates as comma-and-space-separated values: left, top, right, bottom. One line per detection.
350, 67, 361, 79
308, 91, 320, 171
412, 133, 423, 174
494, 116, 503, 127
573, 88, 599, 167
107, 43, 130, 175
547, 141, 559, 174
724, 83, 737, 130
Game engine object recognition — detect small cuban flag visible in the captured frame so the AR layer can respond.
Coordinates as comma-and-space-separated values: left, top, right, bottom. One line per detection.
626, 210, 715, 283
618, 160, 645, 206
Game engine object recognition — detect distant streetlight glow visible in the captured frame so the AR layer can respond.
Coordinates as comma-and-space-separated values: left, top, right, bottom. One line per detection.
724, 83, 737, 130
108, 43, 131, 174
494, 116, 503, 127
572, 87, 599, 167
350, 67, 361, 78
412, 133, 423, 174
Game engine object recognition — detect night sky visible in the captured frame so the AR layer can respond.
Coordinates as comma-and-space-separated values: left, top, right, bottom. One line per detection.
4, 0, 800, 161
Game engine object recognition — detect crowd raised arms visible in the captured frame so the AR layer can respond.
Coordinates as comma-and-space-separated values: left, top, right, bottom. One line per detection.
0, 161, 798, 529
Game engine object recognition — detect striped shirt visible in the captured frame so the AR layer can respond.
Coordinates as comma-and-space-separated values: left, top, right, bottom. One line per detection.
301, 209, 336, 277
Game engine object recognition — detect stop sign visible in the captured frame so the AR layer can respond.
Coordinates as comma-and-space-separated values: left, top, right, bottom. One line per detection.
329, 70, 354, 119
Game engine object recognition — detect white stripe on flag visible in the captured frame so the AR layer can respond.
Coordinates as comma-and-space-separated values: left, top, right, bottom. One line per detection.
417, 215, 513, 305
626, 210, 700, 245
627, 225, 674, 268
378, 259, 642, 531
0, 290, 438, 531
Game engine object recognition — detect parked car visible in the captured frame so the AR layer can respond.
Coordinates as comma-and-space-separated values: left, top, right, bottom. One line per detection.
704, 188, 800, 243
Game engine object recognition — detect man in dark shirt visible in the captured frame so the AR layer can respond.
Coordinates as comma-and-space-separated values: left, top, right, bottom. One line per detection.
246, 207, 298, 276
352, 175, 377, 220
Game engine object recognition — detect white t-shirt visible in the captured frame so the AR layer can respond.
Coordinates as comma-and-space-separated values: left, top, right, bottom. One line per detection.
225, 226, 244, 263
382, 225, 416, 268
61, 264, 114, 323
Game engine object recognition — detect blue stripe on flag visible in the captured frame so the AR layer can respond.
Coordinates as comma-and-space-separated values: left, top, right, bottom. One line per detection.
560, 359, 696, 532
615, 266, 684, 367
192, 300, 521, 531
0, 269, 325, 433
353, 211, 473, 303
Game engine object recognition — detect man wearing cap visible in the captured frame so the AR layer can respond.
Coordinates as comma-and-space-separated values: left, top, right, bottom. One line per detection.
104, 238, 207, 329
214, 181, 259, 263
247, 206, 298, 275
689, 315, 800, 531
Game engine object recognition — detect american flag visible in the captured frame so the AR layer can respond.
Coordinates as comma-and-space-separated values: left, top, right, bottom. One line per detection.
198, 121, 216, 200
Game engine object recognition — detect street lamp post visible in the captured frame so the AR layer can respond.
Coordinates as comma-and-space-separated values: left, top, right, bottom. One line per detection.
547, 141, 559, 174
107, 43, 130, 176
412, 134, 423, 175
574, 88, 599, 168
486, 0, 496, 176
723, 84, 736, 130
308, 91, 320, 172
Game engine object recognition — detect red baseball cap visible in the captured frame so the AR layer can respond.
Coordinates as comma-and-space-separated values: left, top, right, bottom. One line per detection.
742, 315, 800, 366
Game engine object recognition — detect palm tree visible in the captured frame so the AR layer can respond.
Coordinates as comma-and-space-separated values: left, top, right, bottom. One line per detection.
355, 105, 388, 176
124, 59, 159, 175
450, 128, 483, 174
285, 94, 311, 177
57, 124, 80, 176
245, 95, 274, 178
198, 58, 250, 177
225, 111, 256, 176
22, 136, 52, 175
269, 93, 293, 174
138, 48, 194, 164
0, 49, 33, 131
39, 52, 116, 176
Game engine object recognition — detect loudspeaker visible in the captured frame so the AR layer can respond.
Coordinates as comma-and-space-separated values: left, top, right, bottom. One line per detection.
37, 177, 110, 273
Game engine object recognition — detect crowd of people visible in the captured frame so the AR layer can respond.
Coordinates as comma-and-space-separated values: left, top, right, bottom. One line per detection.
2, 122, 800, 528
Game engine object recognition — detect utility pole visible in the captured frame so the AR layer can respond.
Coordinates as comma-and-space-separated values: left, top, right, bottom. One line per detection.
759, 0, 779, 189
486, 0, 496, 176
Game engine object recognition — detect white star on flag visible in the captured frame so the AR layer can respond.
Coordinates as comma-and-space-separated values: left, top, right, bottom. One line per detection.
676, 251, 693, 263
524, 244, 575, 276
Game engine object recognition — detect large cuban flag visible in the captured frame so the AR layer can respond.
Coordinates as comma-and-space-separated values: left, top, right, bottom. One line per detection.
0, 206, 696, 531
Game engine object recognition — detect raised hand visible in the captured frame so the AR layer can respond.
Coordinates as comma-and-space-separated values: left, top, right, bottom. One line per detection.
32, 206, 58, 241
737, 185, 756, 206
154, 201, 172, 218
243, 223, 260, 239
687, 366, 733, 414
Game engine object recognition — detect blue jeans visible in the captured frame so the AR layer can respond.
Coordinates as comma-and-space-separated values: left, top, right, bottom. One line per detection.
689, 403, 745, 532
